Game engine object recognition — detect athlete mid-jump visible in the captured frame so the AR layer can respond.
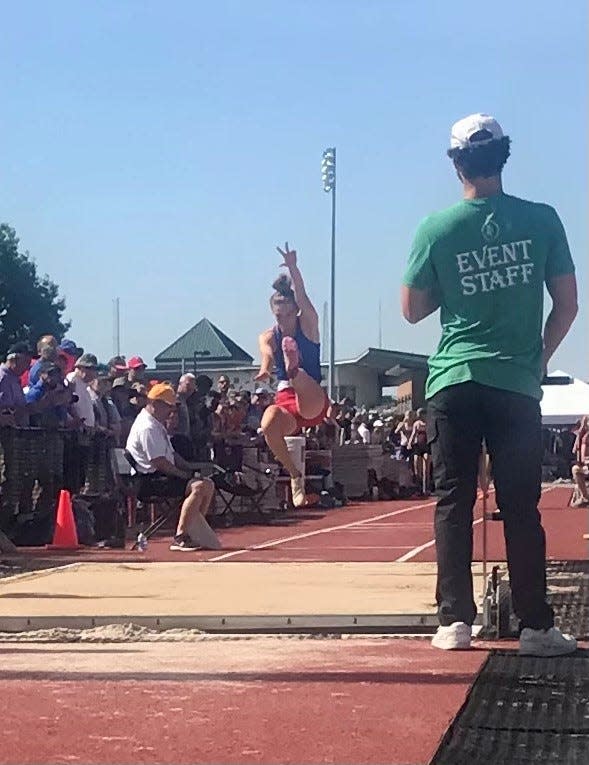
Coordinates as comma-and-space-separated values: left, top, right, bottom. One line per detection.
256, 243, 330, 507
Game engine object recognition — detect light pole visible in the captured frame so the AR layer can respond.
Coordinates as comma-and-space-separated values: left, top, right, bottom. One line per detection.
321, 147, 336, 400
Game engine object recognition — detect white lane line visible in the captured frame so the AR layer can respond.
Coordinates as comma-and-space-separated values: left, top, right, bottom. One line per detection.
395, 518, 485, 562
395, 485, 557, 563
208, 498, 437, 562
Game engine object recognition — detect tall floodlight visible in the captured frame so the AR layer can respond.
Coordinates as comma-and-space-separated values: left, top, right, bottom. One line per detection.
321, 147, 336, 400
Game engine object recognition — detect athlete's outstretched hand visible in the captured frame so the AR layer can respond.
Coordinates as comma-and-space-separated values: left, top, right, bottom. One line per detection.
277, 242, 297, 270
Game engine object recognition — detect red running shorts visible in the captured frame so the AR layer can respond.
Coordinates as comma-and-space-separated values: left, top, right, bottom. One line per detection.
275, 387, 330, 429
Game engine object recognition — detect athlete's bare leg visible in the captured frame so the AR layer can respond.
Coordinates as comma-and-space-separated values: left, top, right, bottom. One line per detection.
261, 405, 300, 476
261, 404, 309, 508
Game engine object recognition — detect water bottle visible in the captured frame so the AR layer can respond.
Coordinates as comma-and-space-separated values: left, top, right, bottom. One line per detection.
136, 531, 148, 552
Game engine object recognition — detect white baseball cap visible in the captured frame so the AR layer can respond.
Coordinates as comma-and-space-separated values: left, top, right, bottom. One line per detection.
450, 113, 504, 150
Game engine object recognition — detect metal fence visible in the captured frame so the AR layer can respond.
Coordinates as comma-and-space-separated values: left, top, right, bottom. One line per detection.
0, 427, 115, 532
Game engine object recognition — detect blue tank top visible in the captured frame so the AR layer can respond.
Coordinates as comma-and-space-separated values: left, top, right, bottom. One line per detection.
273, 321, 322, 384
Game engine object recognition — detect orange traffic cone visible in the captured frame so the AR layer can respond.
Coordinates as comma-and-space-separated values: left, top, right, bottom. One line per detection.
47, 490, 80, 549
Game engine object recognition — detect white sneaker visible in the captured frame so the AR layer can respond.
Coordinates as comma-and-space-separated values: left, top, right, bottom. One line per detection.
290, 476, 306, 508
519, 626, 577, 657
431, 622, 472, 650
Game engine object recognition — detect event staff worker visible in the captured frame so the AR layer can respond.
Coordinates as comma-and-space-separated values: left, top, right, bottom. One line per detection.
125, 383, 220, 552
402, 113, 578, 657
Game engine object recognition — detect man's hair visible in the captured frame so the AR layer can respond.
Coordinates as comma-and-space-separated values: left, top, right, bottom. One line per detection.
447, 134, 511, 180
37, 335, 58, 354
271, 274, 296, 305
179, 373, 196, 384
196, 374, 213, 392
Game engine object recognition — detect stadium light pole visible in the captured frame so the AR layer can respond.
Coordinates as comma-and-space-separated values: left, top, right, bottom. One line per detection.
321, 147, 336, 400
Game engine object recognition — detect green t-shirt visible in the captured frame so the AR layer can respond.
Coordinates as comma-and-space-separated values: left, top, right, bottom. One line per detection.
403, 193, 575, 401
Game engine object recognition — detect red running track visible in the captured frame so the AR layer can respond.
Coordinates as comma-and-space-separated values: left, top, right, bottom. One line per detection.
17, 486, 586, 565
0, 640, 488, 765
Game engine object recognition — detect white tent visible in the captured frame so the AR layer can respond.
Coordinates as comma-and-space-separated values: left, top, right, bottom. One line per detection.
541, 370, 589, 425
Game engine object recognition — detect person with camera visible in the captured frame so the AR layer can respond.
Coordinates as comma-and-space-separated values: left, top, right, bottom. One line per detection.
25, 361, 75, 428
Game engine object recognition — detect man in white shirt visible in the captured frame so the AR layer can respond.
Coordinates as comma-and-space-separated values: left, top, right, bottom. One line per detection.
126, 383, 219, 552
66, 353, 98, 427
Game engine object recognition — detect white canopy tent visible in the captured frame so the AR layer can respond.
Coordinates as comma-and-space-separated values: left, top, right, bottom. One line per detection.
541, 370, 589, 426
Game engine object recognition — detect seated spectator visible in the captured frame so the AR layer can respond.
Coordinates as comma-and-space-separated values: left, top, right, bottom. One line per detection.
88, 365, 122, 441
66, 353, 98, 428
244, 388, 271, 433
571, 418, 589, 507
371, 419, 385, 446
126, 383, 220, 551
220, 397, 247, 437
353, 415, 371, 444
0, 342, 33, 425
26, 362, 72, 428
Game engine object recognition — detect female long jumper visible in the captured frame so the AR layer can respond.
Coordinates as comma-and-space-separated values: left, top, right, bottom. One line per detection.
256, 244, 330, 507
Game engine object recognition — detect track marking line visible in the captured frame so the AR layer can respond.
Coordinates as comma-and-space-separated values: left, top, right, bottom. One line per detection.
209, 499, 437, 562
395, 485, 557, 563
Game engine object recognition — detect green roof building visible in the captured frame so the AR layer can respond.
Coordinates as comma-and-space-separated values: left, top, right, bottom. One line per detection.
154, 318, 254, 375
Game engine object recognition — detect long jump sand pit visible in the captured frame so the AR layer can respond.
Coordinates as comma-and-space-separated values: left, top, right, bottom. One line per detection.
0, 561, 493, 631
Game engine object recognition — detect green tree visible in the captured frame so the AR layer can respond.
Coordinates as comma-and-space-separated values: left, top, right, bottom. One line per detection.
0, 224, 70, 354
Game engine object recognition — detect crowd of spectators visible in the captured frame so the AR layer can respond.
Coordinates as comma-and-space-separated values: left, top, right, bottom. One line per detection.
0, 337, 279, 465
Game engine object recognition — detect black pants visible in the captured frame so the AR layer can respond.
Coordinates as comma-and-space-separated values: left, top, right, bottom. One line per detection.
428, 382, 553, 630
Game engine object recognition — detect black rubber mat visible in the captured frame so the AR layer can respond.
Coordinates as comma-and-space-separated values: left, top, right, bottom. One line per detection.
431, 651, 589, 764
484, 560, 589, 639
547, 561, 589, 640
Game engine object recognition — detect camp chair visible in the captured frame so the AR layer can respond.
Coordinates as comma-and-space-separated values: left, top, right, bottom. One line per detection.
123, 450, 182, 547
209, 441, 276, 525
211, 464, 275, 525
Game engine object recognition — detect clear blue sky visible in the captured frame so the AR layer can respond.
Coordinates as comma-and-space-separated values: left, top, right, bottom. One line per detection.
1, 0, 587, 378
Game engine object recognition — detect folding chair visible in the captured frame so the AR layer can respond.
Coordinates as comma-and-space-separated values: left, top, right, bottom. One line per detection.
123, 450, 183, 548
211, 463, 275, 526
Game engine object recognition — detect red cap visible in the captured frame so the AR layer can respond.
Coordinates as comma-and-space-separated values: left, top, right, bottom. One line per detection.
127, 356, 146, 369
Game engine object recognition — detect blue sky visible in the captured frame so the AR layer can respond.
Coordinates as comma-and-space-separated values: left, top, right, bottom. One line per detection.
1, 0, 587, 378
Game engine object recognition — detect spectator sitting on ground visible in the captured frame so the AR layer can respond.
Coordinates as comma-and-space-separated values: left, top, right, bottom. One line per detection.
126, 383, 220, 552
88, 365, 122, 441
0, 342, 35, 425
66, 353, 98, 428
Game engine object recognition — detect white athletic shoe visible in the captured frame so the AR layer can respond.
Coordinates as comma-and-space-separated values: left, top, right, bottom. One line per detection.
431, 622, 472, 650
519, 626, 577, 657
290, 476, 306, 508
